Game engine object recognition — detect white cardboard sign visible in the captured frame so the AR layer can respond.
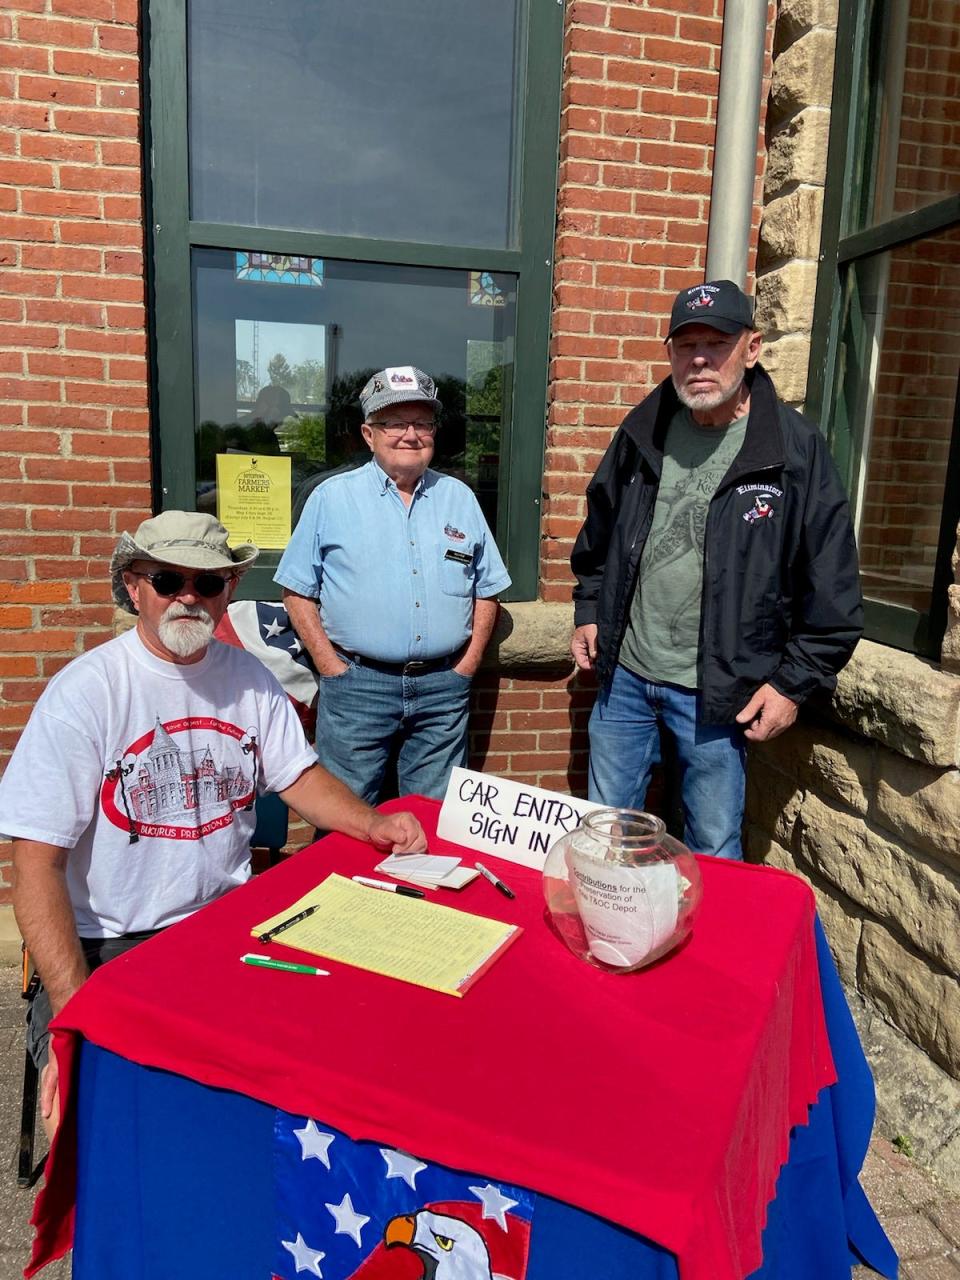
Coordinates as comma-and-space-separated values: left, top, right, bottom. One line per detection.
436, 767, 604, 869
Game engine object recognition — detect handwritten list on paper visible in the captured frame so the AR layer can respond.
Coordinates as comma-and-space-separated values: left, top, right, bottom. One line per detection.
251, 875, 520, 997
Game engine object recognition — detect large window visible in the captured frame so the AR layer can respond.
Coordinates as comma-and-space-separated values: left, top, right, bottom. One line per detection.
147, 0, 563, 600
808, 0, 960, 654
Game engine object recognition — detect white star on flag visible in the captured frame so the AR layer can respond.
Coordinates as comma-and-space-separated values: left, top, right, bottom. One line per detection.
289, 637, 303, 654
380, 1147, 427, 1189
281, 1232, 326, 1276
325, 1192, 370, 1246
469, 1182, 519, 1230
262, 616, 284, 639
294, 1119, 335, 1167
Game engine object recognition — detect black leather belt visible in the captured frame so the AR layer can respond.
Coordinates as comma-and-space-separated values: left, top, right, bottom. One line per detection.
336, 649, 457, 677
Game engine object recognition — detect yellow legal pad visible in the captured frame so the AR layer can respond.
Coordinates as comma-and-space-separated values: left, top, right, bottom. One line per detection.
251, 874, 522, 997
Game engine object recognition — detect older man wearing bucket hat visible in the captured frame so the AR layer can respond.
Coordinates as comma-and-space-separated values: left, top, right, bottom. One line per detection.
0, 510, 426, 1136
276, 365, 511, 804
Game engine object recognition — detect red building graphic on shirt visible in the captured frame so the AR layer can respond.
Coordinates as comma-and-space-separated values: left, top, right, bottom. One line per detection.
126, 717, 250, 823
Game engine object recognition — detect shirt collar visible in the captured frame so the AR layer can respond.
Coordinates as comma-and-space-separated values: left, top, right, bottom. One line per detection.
368, 457, 432, 497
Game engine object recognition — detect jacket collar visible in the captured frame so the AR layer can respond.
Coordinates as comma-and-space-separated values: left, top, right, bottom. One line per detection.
622, 364, 786, 483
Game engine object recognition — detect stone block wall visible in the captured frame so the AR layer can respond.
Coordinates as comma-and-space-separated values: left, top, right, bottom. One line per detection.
754, 0, 837, 404
744, 642, 960, 1171
754, 0, 960, 1177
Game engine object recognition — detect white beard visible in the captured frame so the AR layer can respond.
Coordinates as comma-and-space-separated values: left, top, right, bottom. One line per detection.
676, 384, 729, 412
158, 603, 215, 658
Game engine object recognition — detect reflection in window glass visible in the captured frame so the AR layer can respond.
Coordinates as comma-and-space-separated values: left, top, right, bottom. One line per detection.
838, 225, 960, 609
188, 0, 521, 249
865, 0, 960, 224
193, 249, 516, 538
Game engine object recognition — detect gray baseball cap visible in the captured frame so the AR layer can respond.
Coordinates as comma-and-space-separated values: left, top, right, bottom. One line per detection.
110, 511, 259, 613
359, 366, 441, 420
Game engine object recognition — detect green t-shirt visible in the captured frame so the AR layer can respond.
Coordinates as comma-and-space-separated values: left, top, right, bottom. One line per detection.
619, 407, 748, 689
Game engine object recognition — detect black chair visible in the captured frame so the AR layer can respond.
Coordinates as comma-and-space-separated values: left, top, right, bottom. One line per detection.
249, 790, 290, 871
18, 946, 44, 1186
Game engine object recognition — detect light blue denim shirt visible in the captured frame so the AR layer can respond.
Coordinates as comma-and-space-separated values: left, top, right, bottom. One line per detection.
274, 460, 511, 662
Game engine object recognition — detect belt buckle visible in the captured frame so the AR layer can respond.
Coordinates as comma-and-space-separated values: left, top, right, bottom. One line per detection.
402, 659, 429, 675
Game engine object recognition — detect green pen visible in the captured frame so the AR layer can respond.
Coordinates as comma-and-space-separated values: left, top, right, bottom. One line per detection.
240, 953, 329, 976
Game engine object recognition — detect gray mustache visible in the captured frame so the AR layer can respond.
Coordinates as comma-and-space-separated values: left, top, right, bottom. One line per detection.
163, 603, 210, 621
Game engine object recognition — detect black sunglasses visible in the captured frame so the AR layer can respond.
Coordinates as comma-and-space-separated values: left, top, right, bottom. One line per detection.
131, 569, 233, 598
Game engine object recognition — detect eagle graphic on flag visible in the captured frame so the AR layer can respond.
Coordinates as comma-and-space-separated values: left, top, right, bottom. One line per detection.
215, 601, 319, 736
272, 1114, 534, 1280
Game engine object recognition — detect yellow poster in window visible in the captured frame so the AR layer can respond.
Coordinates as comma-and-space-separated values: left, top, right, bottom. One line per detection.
216, 454, 291, 549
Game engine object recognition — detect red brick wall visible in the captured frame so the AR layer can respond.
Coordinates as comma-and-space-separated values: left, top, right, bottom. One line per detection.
0, 0, 151, 896
545, 0, 771, 594
468, 0, 773, 797
0, 1, 775, 884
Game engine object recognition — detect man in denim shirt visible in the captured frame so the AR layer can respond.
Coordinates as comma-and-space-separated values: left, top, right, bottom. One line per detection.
275, 367, 510, 802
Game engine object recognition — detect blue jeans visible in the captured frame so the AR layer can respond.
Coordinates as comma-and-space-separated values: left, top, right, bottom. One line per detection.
587, 664, 746, 859
314, 660, 471, 803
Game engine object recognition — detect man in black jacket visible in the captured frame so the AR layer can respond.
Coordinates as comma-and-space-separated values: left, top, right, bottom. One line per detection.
570, 280, 862, 858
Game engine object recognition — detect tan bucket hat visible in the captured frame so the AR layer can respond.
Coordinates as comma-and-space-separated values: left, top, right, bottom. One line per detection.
110, 511, 259, 613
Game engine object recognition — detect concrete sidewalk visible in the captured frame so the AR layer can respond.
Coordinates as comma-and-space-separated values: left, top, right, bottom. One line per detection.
0, 965, 957, 1279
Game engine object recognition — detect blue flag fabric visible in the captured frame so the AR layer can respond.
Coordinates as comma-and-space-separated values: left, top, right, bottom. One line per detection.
273, 1113, 536, 1280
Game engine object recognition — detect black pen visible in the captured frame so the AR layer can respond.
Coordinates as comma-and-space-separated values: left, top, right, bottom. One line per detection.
257, 903, 319, 943
475, 861, 515, 899
352, 875, 425, 899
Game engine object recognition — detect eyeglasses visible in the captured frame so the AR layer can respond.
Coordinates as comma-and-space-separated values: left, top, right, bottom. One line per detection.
370, 419, 438, 437
131, 569, 233, 598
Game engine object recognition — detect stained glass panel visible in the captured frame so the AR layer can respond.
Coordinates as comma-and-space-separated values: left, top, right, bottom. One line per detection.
469, 270, 506, 307
236, 251, 324, 287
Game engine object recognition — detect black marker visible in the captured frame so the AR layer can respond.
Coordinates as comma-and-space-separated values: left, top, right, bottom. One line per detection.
257, 903, 319, 943
475, 861, 515, 899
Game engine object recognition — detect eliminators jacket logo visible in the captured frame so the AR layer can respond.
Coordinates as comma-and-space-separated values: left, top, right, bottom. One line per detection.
737, 482, 783, 523
101, 715, 254, 839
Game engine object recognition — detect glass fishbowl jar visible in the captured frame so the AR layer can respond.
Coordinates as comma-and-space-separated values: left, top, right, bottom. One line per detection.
543, 808, 703, 972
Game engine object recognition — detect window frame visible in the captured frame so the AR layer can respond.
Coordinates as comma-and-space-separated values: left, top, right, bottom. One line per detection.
806, 0, 960, 656
144, 0, 563, 602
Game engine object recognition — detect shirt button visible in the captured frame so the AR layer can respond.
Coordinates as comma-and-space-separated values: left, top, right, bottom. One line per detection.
410, 540, 415, 546
412, 569, 417, 575
415, 601, 420, 608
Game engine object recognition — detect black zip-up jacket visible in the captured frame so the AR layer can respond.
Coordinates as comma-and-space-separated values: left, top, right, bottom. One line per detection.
571, 364, 863, 723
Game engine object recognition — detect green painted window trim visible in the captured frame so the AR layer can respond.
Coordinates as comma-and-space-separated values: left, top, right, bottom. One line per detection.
144, 0, 563, 603
807, 1, 960, 658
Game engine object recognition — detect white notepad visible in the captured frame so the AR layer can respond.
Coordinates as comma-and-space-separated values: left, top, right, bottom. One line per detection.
376, 852, 481, 891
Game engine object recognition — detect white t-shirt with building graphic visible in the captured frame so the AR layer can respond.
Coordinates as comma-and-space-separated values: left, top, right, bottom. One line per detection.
0, 628, 317, 937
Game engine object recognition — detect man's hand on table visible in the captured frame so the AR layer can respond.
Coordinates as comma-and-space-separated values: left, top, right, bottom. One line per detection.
367, 810, 427, 853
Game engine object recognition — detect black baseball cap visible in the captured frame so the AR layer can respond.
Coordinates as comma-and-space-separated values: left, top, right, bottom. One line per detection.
666, 280, 755, 340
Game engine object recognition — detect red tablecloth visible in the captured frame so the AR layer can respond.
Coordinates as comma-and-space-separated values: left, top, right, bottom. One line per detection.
33, 797, 834, 1280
